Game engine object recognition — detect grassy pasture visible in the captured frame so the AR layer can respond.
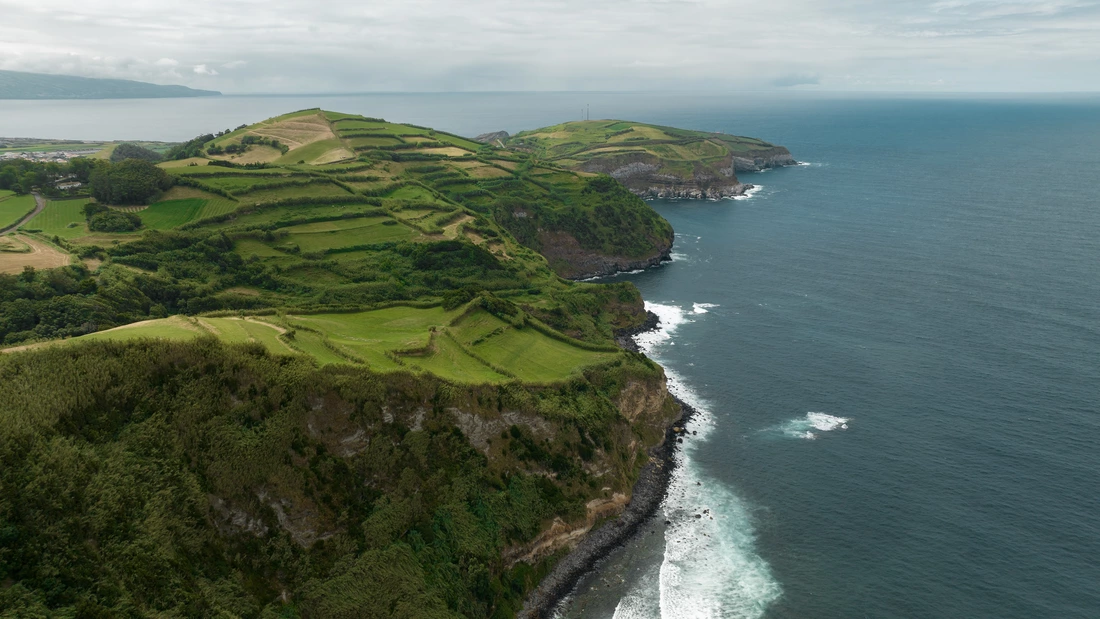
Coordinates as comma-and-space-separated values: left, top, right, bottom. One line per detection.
158, 157, 209, 168
237, 182, 353, 205
386, 184, 441, 202
283, 217, 417, 251
24, 198, 88, 239
200, 175, 305, 193
275, 138, 353, 165
171, 166, 287, 177
234, 238, 287, 258
79, 316, 204, 344
404, 333, 511, 383
347, 136, 403, 149
409, 147, 472, 157
138, 199, 205, 230
0, 193, 37, 230
201, 318, 293, 353
155, 187, 239, 220
201, 203, 384, 230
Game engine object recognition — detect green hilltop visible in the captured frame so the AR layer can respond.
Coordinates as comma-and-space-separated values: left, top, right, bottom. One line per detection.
0, 109, 684, 618
503, 119, 797, 199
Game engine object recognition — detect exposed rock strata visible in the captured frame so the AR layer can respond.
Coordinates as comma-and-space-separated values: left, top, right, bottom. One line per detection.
537, 229, 672, 280
578, 147, 795, 200
519, 396, 698, 619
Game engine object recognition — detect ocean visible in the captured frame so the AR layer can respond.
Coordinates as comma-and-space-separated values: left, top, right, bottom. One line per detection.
6, 92, 1099, 618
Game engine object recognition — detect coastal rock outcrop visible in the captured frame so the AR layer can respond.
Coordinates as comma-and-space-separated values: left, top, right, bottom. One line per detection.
473, 130, 510, 145
536, 229, 672, 280
577, 148, 792, 200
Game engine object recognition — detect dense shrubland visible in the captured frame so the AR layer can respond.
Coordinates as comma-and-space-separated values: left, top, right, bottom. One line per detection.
0, 338, 670, 618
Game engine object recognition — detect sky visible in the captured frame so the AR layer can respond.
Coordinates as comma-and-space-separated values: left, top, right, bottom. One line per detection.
1, 0, 1098, 93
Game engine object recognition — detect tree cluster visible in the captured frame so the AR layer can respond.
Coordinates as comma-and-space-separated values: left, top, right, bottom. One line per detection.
88, 159, 173, 205
83, 202, 142, 232
109, 142, 164, 163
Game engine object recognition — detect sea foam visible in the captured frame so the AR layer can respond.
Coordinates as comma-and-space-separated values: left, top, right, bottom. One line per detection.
615, 302, 781, 618
733, 185, 764, 200
773, 412, 851, 440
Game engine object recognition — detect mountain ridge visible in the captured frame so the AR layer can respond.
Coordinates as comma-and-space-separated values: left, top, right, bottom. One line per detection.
0, 69, 221, 100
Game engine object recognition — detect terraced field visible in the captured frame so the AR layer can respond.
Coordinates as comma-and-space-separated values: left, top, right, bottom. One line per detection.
10, 303, 622, 385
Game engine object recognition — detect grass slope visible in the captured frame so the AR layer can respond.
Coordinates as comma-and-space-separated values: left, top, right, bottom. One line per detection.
0, 193, 38, 230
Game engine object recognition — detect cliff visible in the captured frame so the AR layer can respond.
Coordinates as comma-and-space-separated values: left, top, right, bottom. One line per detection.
504, 120, 796, 200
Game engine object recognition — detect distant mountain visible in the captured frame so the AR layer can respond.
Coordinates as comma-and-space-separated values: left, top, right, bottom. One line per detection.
0, 70, 221, 100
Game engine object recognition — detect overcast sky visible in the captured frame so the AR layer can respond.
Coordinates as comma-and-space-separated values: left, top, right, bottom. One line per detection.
1, 0, 1098, 93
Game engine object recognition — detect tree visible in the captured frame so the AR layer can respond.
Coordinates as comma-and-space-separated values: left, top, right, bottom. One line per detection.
110, 143, 163, 163
18, 172, 37, 194
89, 159, 172, 205
0, 168, 16, 190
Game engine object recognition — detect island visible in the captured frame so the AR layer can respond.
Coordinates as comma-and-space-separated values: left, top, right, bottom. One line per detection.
0, 109, 791, 619
0, 69, 221, 99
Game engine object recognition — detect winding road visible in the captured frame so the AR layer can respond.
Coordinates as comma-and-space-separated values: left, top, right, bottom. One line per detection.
0, 192, 46, 235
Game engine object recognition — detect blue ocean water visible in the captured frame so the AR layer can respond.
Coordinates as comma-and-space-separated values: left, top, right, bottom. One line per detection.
6, 92, 1098, 618
561, 96, 1100, 619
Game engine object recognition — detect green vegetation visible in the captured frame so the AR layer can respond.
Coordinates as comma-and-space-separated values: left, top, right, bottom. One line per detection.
509, 119, 779, 161
138, 198, 206, 229
24, 198, 89, 239
110, 142, 164, 163
0, 338, 673, 618
506, 120, 791, 199
89, 159, 173, 205
0, 193, 37, 230
84, 202, 142, 232
0, 109, 687, 619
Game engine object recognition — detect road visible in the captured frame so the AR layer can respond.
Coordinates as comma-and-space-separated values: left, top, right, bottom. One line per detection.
0, 192, 46, 235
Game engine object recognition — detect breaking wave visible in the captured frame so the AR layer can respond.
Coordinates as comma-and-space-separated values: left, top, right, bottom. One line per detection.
772, 412, 851, 440
616, 302, 781, 618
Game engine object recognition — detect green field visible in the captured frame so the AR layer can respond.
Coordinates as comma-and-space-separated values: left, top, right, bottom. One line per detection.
237, 182, 352, 204
79, 317, 203, 344
139, 199, 205, 229
24, 198, 88, 239
274, 138, 351, 165
0, 193, 36, 230
282, 216, 417, 251
199, 174, 307, 193
201, 318, 293, 353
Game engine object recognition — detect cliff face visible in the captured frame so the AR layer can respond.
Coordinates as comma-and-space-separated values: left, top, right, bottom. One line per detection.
578, 147, 795, 200
729, 146, 799, 172
537, 229, 673, 279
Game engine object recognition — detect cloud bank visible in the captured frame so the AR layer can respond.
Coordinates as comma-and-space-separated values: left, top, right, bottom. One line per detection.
0, 0, 1097, 92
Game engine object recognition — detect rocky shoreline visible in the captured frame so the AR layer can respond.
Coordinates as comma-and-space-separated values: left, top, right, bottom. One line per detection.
519, 316, 697, 619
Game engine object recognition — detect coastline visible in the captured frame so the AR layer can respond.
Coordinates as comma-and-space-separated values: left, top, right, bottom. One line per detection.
519, 314, 697, 619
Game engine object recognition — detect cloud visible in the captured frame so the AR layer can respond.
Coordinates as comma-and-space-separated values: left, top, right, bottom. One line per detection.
0, 0, 1097, 92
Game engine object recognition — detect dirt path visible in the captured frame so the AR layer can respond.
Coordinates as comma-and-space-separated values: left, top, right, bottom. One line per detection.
0, 234, 72, 274
0, 192, 45, 235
